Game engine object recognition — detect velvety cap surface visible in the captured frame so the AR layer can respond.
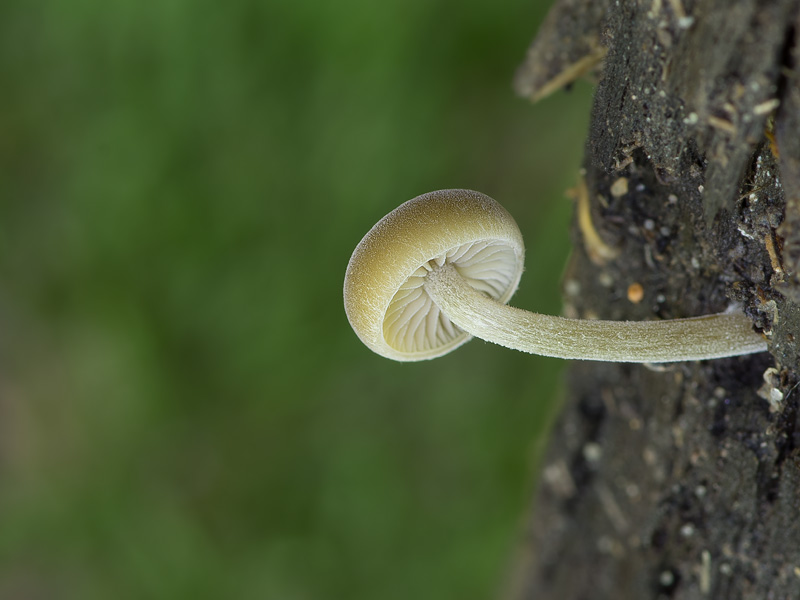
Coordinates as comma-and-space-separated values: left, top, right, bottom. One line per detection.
344, 190, 525, 361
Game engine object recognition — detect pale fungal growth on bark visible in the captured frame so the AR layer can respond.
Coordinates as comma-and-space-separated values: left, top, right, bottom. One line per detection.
343, 189, 769, 362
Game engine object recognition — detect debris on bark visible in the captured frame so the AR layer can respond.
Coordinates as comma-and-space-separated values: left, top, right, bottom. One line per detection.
511, 0, 800, 598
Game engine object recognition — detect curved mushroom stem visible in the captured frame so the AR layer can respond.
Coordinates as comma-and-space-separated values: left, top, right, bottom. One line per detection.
424, 263, 768, 362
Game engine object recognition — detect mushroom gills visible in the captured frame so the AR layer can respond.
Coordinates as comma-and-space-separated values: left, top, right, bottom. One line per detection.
382, 241, 518, 354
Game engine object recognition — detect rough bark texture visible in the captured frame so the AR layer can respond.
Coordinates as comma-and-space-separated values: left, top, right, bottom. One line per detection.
512, 0, 800, 598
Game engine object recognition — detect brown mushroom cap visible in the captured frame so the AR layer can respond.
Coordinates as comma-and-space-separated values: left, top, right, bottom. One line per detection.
344, 189, 525, 361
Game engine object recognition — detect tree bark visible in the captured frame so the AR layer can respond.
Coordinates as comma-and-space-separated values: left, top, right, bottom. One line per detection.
511, 1, 800, 598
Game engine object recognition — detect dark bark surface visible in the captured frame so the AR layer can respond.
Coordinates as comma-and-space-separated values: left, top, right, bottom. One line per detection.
512, 0, 800, 598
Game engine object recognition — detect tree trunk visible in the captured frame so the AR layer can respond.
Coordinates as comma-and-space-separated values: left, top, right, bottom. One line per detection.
511, 0, 800, 598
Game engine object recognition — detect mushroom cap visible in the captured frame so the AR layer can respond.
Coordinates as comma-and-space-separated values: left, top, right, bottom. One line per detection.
344, 189, 525, 361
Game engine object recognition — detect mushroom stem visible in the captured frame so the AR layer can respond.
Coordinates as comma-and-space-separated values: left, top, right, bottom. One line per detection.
424, 263, 768, 362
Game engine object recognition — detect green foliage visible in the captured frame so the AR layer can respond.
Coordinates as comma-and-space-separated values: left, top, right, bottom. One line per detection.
0, 0, 591, 597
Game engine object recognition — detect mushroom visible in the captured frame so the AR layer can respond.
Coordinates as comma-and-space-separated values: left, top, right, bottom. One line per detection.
343, 189, 768, 362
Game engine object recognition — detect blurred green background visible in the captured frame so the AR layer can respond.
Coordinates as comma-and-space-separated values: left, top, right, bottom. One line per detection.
0, 0, 592, 598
